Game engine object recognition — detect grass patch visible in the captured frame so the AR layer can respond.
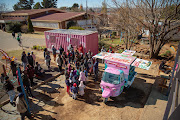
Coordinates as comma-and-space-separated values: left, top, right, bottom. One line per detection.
6, 50, 30, 61
103, 38, 124, 47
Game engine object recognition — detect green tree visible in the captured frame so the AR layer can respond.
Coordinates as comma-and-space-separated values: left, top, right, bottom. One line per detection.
71, 3, 79, 11
59, 6, 67, 10
27, 16, 34, 33
13, 0, 34, 10
67, 21, 76, 29
72, 3, 79, 8
41, 0, 57, 8
6, 22, 22, 33
33, 2, 42, 9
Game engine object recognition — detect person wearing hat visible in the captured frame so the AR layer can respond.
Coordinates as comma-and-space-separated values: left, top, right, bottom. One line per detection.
71, 83, 78, 100
31, 51, 36, 67
27, 52, 34, 68
16, 86, 32, 120
107, 47, 114, 53
3, 76, 16, 107
79, 81, 85, 96
52, 45, 57, 61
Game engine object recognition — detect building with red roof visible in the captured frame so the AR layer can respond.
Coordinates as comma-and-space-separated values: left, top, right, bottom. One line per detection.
0, 8, 96, 31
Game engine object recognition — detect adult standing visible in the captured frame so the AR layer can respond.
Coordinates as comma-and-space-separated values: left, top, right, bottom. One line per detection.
45, 51, 51, 70
10, 61, 17, 77
21, 51, 28, 70
27, 65, 35, 87
68, 44, 73, 52
31, 51, 36, 67
27, 53, 33, 68
93, 58, 99, 82
22, 70, 34, 97
52, 45, 57, 61
12, 31, 15, 39
43, 48, 47, 59
16, 86, 32, 120
59, 46, 64, 55
3, 76, 16, 107
56, 54, 63, 72
78, 44, 84, 54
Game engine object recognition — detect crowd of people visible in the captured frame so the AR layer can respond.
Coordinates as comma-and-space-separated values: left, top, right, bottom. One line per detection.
1, 42, 118, 120
48, 44, 99, 100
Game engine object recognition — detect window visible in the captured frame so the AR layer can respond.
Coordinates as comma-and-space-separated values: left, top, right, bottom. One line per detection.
102, 72, 120, 84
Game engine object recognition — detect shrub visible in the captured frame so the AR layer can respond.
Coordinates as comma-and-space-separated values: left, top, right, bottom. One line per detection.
33, 45, 37, 49
118, 49, 124, 53
21, 25, 28, 33
69, 26, 85, 30
5, 22, 21, 33
112, 31, 117, 36
165, 50, 171, 56
98, 40, 111, 51
111, 34, 115, 39
67, 21, 76, 29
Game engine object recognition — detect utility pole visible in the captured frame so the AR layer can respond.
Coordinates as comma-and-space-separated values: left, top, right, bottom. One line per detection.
86, 0, 88, 27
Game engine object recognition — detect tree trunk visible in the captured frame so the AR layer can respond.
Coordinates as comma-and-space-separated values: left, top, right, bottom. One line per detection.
149, 34, 154, 58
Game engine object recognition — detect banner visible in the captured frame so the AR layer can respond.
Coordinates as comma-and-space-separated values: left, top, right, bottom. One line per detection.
132, 58, 152, 70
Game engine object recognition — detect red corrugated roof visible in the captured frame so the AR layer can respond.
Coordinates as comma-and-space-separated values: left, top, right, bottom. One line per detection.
31, 12, 86, 22
2, 8, 66, 16
0, 17, 25, 21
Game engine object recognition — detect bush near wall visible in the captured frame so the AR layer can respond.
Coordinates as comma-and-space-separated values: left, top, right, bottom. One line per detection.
21, 25, 28, 33
6, 22, 21, 33
69, 26, 85, 30
112, 31, 117, 36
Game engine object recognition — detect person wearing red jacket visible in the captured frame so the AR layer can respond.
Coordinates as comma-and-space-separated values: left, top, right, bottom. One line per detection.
27, 65, 35, 87
78, 44, 84, 54
107, 47, 114, 53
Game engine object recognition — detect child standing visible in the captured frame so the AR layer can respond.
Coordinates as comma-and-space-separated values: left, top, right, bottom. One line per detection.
79, 68, 86, 85
71, 83, 78, 100
79, 81, 85, 96
65, 76, 70, 96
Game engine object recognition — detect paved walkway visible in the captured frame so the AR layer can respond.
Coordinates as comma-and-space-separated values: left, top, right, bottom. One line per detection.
0, 74, 64, 120
0, 30, 45, 51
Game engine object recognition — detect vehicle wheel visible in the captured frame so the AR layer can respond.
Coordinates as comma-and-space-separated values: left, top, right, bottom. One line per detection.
103, 98, 108, 103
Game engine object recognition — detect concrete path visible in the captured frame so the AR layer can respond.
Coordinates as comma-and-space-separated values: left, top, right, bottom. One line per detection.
0, 30, 45, 51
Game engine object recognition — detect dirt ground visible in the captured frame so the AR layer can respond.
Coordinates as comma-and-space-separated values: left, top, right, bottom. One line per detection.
24, 60, 160, 120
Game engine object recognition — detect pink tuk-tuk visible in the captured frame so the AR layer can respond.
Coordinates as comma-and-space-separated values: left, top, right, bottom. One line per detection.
94, 52, 138, 102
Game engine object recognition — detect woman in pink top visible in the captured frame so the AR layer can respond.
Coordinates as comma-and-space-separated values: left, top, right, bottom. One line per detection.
79, 68, 86, 84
